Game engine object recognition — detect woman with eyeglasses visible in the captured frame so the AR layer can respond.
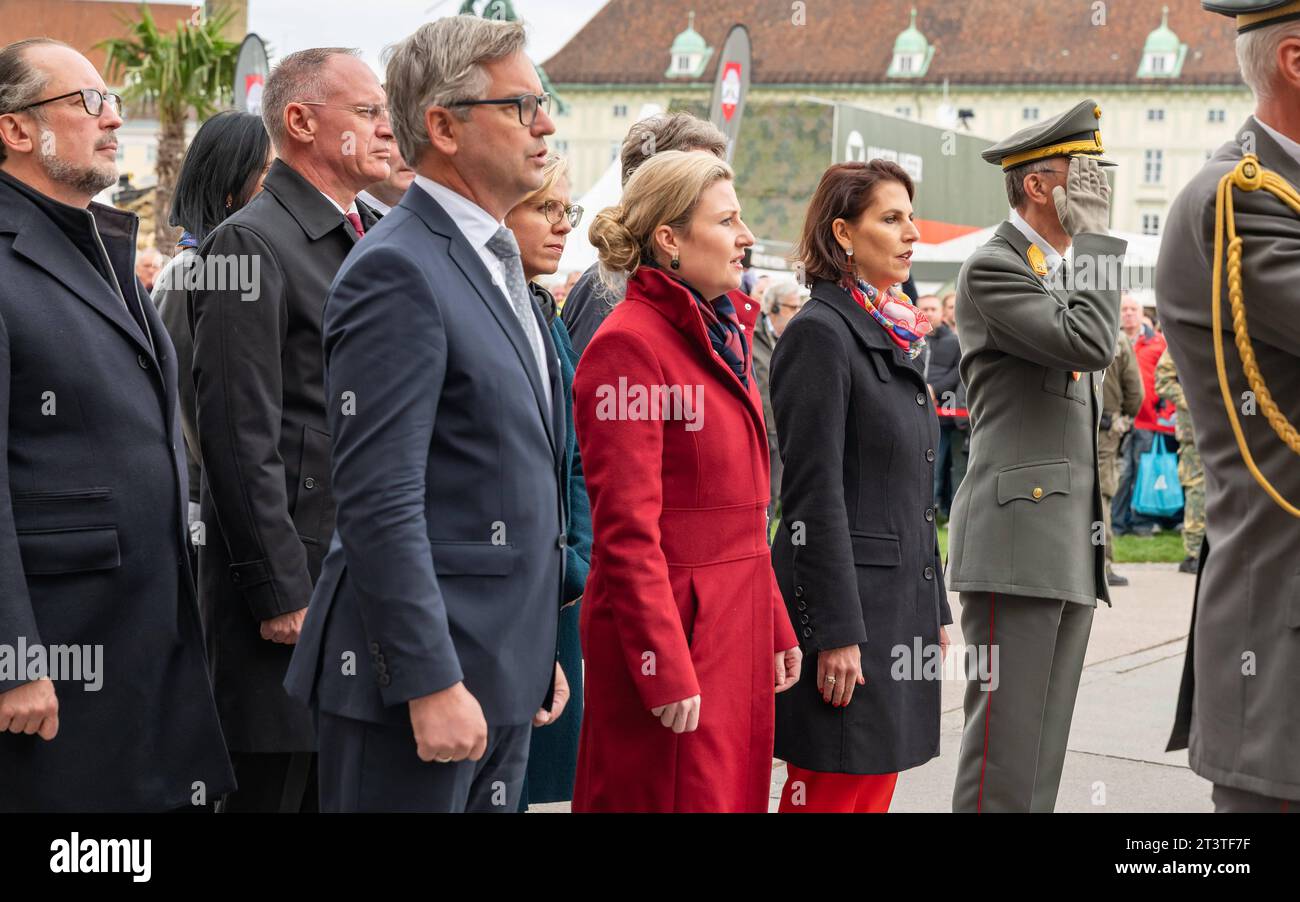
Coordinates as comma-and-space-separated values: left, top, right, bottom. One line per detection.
151, 111, 273, 530
502, 153, 591, 810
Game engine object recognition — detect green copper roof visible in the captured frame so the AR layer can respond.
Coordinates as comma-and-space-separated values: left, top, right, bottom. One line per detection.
671, 11, 708, 54
893, 8, 928, 54
1138, 6, 1187, 77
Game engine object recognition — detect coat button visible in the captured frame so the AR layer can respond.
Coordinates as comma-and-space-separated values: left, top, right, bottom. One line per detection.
802, 626, 813, 638
916, 392, 926, 406
924, 566, 935, 580
558, 533, 567, 549
794, 585, 804, 597
378, 674, 392, 687
137, 354, 150, 369
1032, 487, 1044, 500
304, 477, 316, 490
925, 448, 935, 462
925, 508, 935, 522
796, 600, 807, 612
375, 661, 388, 674
745, 302, 753, 311
799, 614, 810, 625
368, 642, 380, 655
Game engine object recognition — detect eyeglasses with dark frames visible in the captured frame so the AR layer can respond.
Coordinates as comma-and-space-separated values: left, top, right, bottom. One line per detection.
539, 200, 583, 229
448, 92, 551, 128
296, 101, 390, 122
17, 89, 123, 118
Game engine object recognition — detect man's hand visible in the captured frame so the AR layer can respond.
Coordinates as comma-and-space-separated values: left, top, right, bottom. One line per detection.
0, 678, 59, 740
774, 646, 803, 693
650, 695, 701, 734
259, 608, 307, 644
533, 662, 569, 726
1109, 413, 1133, 436
1052, 156, 1111, 237
410, 682, 488, 763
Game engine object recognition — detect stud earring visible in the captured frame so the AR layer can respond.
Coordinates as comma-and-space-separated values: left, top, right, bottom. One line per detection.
225, 194, 233, 209
670, 256, 680, 270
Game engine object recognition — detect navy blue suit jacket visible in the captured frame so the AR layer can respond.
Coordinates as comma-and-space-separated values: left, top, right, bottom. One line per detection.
285, 183, 564, 728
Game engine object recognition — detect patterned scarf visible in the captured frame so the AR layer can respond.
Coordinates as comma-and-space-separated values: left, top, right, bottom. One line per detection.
668, 271, 749, 386
846, 278, 932, 360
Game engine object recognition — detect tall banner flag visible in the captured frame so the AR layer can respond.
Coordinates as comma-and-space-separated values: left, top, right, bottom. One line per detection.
708, 25, 752, 163
233, 34, 271, 116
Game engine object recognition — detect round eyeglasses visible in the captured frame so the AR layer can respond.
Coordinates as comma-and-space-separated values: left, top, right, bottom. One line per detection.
539, 200, 583, 229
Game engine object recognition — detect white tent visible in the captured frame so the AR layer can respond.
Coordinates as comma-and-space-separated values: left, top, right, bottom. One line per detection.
556, 103, 664, 278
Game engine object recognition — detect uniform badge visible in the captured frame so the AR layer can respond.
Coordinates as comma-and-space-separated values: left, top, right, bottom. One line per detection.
1027, 244, 1049, 277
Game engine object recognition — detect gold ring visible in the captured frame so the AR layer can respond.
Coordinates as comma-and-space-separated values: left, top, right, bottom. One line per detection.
435, 755, 453, 763
826, 676, 837, 685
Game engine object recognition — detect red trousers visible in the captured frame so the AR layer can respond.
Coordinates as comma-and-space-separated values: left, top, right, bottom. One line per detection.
778, 764, 898, 813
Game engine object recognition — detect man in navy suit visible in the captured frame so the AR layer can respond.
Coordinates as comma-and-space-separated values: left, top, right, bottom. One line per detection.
285, 15, 567, 812
0, 39, 232, 811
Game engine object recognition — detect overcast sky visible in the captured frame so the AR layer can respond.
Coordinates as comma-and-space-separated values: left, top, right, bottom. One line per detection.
245, 0, 609, 74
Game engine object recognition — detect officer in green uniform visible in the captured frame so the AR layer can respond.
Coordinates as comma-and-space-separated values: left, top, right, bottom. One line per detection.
948, 99, 1126, 812
1153, 349, 1204, 571
1157, 0, 1300, 814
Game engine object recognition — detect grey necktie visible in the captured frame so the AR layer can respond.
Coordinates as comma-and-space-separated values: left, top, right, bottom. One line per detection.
486, 226, 550, 406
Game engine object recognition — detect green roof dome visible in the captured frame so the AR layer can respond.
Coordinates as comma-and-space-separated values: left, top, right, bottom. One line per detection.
893, 8, 928, 54
671, 11, 708, 54
1144, 6, 1181, 54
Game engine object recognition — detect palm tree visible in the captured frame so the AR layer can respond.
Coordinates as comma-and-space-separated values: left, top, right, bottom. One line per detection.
100, 5, 240, 250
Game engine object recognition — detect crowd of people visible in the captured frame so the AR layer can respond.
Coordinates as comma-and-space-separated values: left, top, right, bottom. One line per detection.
1, 1, 1297, 815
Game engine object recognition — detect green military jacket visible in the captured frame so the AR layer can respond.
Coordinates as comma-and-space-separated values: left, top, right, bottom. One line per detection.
948, 221, 1126, 606
1153, 348, 1195, 445
1156, 117, 1300, 801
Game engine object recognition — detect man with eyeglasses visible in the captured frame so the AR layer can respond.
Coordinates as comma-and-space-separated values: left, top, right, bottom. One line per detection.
286, 15, 567, 813
947, 99, 1126, 812
188, 46, 392, 813
0, 38, 233, 811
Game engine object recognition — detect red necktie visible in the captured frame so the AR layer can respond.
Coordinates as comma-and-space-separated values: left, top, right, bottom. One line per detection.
345, 211, 365, 239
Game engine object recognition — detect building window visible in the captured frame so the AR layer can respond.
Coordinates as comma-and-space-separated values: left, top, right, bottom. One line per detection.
609, 140, 620, 162
1144, 149, 1164, 184
1147, 108, 1165, 122
612, 104, 628, 118
1023, 107, 1039, 121
1208, 109, 1226, 123
1142, 213, 1161, 236
674, 54, 694, 73
554, 139, 569, 154
1145, 53, 1169, 74
894, 106, 912, 118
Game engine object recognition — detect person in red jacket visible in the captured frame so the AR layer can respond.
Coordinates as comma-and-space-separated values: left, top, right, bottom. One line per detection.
572, 150, 801, 812
1112, 295, 1178, 535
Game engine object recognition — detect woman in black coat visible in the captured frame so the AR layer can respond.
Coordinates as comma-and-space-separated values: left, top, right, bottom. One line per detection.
772, 160, 952, 812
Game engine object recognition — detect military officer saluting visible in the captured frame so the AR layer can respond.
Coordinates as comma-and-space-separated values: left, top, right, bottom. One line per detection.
1157, 1, 1300, 814
947, 100, 1126, 812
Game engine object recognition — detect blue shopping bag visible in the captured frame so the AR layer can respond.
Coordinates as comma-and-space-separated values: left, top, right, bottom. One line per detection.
1132, 434, 1183, 519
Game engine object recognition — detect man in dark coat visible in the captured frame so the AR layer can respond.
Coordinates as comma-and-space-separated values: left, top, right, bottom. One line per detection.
0, 38, 232, 811
918, 294, 963, 517
189, 47, 390, 812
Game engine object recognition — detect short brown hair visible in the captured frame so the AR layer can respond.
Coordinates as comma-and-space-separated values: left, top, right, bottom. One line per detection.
619, 112, 727, 186
261, 47, 360, 150
796, 160, 915, 285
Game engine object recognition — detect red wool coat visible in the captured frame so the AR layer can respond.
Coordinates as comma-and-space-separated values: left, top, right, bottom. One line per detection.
571, 266, 798, 813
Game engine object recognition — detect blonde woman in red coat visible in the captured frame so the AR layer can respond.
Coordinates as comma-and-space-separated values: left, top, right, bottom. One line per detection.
572, 151, 802, 812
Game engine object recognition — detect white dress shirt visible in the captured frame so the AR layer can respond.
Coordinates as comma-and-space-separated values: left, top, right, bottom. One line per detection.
1008, 206, 1071, 282
1254, 116, 1300, 169
317, 190, 358, 217
356, 189, 391, 216
413, 174, 552, 409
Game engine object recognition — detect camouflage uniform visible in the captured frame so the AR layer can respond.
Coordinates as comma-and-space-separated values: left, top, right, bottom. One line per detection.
1154, 349, 1204, 559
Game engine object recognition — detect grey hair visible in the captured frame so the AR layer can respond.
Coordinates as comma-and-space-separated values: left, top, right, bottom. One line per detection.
1236, 20, 1300, 101
1004, 158, 1062, 211
765, 280, 801, 314
261, 47, 360, 150
383, 16, 527, 167
0, 38, 69, 165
